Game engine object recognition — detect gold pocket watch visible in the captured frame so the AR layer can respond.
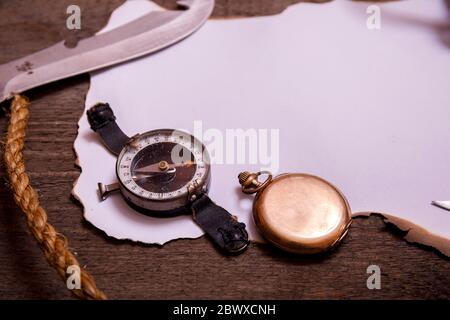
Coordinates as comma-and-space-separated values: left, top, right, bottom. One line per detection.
238, 171, 352, 254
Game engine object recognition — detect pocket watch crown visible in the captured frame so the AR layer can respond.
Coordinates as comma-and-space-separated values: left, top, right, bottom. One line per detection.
238, 171, 273, 194
238, 171, 252, 186
238, 171, 262, 188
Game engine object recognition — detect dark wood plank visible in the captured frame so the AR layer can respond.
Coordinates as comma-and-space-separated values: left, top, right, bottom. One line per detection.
0, 0, 448, 300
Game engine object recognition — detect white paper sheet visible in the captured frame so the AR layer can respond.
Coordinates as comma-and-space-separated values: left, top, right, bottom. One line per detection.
73, 0, 450, 245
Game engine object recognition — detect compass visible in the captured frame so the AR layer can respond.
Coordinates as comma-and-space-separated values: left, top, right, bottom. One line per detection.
115, 129, 210, 212
87, 103, 249, 254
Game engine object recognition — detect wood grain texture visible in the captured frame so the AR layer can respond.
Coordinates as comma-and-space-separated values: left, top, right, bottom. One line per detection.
0, 0, 448, 300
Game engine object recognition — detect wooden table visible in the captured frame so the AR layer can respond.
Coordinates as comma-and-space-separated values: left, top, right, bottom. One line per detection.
0, 0, 448, 299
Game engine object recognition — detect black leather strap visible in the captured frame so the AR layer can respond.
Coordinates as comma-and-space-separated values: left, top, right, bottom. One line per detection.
191, 194, 249, 254
86, 103, 130, 155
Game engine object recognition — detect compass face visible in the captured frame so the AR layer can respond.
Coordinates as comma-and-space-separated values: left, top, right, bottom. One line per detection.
116, 129, 210, 209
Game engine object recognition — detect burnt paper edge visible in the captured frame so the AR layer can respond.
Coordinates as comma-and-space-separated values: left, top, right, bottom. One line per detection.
353, 212, 450, 258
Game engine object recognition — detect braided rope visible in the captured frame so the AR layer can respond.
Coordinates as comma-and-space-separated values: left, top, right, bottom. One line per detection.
3, 95, 106, 300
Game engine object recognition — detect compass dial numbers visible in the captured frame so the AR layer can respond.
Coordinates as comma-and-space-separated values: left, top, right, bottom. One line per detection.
117, 130, 210, 201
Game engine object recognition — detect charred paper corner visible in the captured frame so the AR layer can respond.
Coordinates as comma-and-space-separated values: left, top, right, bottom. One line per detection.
353, 212, 450, 258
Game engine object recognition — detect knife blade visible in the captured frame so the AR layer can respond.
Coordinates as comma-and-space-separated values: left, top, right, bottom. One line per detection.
432, 200, 450, 211
0, 0, 214, 103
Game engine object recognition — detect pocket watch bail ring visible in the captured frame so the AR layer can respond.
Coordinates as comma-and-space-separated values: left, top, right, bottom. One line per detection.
238, 171, 273, 194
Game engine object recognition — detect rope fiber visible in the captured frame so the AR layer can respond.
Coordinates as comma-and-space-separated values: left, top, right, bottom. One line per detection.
3, 95, 106, 300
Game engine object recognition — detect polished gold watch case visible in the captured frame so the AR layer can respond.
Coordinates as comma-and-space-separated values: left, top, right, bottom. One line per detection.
239, 171, 352, 254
